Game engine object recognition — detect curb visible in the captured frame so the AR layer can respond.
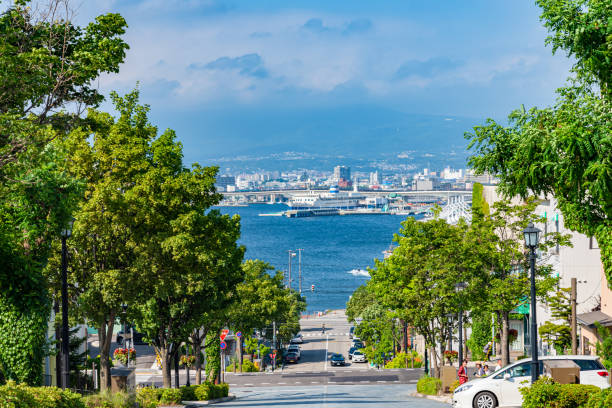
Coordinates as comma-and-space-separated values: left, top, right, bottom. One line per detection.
180, 394, 236, 406
410, 392, 452, 404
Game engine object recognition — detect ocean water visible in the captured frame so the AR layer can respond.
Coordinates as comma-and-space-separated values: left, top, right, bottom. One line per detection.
216, 204, 413, 312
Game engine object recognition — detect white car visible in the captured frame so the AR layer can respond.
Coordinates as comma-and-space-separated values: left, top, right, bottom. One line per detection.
290, 334, 303, 344
453, 355, 609, 408
352, 351, 367, 363
288, 345, 301, 360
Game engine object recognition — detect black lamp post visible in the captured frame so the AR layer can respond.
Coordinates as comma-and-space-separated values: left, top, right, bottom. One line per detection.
523, 222, 541, 383
60, 219, 73, 389
455, 282, 467, 365
121, 303, 129, 367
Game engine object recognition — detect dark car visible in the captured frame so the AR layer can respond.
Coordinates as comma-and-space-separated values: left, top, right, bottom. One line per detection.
331, 353, 345, 366
349, 326, 355, 339
352, 341, 364, 350
284, 352, 299, 364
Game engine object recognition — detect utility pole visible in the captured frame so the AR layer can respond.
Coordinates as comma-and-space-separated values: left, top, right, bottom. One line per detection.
571, 277, 577, 355
287, 250, 295, 289
272, 321, 277, 372
297, 248, 303, 294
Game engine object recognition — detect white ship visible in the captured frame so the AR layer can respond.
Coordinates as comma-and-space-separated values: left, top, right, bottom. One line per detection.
288, 186, 364, 210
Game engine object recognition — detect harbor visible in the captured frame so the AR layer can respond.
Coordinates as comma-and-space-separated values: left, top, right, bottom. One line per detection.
260, 207, 431, 218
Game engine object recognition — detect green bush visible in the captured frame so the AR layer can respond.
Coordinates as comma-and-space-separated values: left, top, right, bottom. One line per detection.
417, 376, 442, 396
218, 383, 229, 398
159, 388, 182, 405
520, 377, 600, 408
384, 352, 423, 368
241, 360, 259, 372
179, 385, 197, 401
83, 390, 135, 408
586, 388, 612, 408
194, 383, 212, 401
0, 381, 86, 408
135, 387, 161, 408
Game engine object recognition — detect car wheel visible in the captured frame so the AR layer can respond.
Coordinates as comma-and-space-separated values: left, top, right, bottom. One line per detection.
473, 391, 497, 408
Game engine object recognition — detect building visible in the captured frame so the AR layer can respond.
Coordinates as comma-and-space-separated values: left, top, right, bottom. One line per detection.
216, 175, 236, 192
333, 166, 351, 182
369, 171, 381, 186
413, 179, 433, 191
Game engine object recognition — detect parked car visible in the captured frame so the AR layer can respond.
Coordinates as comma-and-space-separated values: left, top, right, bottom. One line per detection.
349, 326, 355, 339
284, 352, 299, 364
352, 351, 367, 363
352, 340, 364, 349
452, 356, 609, 408
288, 345, 301, 360
348, 347, 358, 360
331, 353, 346, 366
290, 334, 303, 344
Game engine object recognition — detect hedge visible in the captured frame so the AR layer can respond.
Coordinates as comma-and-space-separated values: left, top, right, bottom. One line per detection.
520, 377, 600, 408
585, 388, 612, 408
0, 381, 85, 408
416, 376, 442, 396
136, 383, 229, 407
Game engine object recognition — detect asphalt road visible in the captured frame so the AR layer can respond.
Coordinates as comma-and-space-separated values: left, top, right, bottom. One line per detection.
225, 385, 450, 407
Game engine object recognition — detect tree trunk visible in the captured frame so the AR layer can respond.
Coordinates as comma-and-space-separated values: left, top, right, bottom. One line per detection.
194, 338, 202, 385
501, 310, 510, 366
160, 347, 171, 388
173, 346, 180, 388
98, 316, 114, 391
430, 346, 439, 378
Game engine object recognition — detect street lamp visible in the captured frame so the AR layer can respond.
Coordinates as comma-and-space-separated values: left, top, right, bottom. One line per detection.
455, 282, 467, 366
121, 303, 129, 367
523, 222, 541, 383
60, 218, 74, 389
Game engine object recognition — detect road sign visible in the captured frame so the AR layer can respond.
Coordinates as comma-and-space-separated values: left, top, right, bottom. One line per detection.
236, 331, 242, 338
220, 329, 229, 341
220, 341, 227, 350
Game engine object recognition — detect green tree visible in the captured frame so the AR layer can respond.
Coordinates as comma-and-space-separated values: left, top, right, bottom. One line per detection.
369, 217, 472, 377
467, 310, 493, 361
539, 288, 572, 354
469, 198, 565, 365
346, 284, 377, 324
0, 1, 127, 384
466, 0, 612, 285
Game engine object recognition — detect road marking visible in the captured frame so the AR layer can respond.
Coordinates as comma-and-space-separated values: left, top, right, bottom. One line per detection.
311, 381, 319, 384
261, 382, 270, 385
278, 382, 286, 384
295, 381, 301, 384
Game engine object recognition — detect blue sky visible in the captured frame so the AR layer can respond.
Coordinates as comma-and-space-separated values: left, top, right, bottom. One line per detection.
68, 0, 572, 163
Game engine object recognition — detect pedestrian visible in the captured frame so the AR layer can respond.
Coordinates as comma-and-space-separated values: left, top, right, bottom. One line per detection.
494, 359, 503, 372
458, 359, 469, 384
474, 363, 485, 377
483, 341, 493, 361
322, 323, 326, 334
483, 364, 492, 376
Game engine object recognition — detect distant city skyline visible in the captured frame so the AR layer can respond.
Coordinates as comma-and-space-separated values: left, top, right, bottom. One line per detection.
66, 1, 571, 167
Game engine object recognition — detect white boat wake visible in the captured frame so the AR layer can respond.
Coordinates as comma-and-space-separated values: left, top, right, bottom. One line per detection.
347, 269, 370, 277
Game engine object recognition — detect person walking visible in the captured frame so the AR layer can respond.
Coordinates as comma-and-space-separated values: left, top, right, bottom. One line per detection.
483, 341, 493, 361
458, 359, 469, 385
483, 364, 492, 376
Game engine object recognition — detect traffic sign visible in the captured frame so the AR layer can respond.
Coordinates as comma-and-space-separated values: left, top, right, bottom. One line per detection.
236, 331, 242, 338
220, 341, 227, 350
220, 329, 229, 341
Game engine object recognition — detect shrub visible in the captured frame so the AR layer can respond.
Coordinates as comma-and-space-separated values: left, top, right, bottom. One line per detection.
159, 388, 182, 405
449, 380, 460, 393
384, 352, 423, 369
0, 381, 86, 408
586, 388, 612, 408
520, 377, 600, 408
83, 390, 135, 408
241, 360, 259, 372
179, 385, 197, 401
218, 383, 229, 398
136, 387, 161, 408
417, 376, 442, 396
194, 383, 212, 401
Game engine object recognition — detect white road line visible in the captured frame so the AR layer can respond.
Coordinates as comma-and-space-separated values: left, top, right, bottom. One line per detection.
244, 383, 253, 385
295, 381, 301, 384
278, 382, 286, 384
311, 381, 319, 384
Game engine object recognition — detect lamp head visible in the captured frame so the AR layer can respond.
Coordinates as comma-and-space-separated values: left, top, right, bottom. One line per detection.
523, 222, 541, 249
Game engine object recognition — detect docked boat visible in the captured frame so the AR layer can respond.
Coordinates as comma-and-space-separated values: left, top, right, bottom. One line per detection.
288, 186, 365, 210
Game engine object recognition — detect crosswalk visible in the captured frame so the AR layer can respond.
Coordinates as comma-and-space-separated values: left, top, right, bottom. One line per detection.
301, 332, 351, 337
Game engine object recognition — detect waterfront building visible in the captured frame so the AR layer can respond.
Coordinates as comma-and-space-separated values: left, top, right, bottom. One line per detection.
369, 171, 381, 186
333, 165, 351, 182
288, 186, 364, 210
216, 175, 236, 192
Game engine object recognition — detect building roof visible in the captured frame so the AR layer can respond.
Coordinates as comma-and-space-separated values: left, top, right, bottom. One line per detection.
577, 311, 612, 328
